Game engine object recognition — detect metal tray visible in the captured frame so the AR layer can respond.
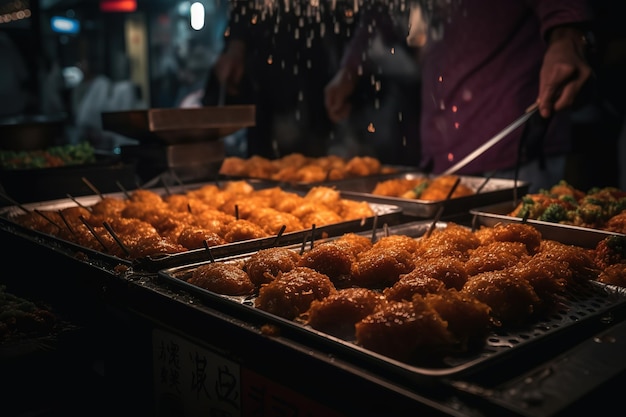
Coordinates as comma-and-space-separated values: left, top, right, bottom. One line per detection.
101, 105, 255, 144
470, 201, 625, 248
0, 182, 403, 273
157, 221, 626, 384
316, 172, 529, 218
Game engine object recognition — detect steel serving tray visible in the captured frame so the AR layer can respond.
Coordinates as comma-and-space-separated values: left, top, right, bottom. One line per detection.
317, 172, 529, 218
0, 181, 403, 273
156, 221, 626, 384
470, 201, 625, 248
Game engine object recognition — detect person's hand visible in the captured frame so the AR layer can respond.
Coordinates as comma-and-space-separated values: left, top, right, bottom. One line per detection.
324, 67, 359, 123
214, 40, 246, 96
537, 26, 593, 118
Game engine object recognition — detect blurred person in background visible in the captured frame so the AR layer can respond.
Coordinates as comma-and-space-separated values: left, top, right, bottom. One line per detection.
0, 31, 35, 118
203, 0, 353, 159
325, 0, 595, 193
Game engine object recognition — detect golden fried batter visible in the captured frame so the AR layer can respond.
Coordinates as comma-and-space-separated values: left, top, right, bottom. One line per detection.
188, 262, 255, 296
383, 275, 445, 302
409, 256, 468, 290
298, 242, 356, 288
352, 247, 415, 289
255, 267, 336, 320
304, 287, 387, 339
244, 247, 301, 287
354, 298, 455, 362
423, 288, 494, 351
465, 241, 530, 276
462, 270, 541, 327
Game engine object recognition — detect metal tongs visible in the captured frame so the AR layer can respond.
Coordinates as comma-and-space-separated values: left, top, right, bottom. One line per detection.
442, 102, 539, 175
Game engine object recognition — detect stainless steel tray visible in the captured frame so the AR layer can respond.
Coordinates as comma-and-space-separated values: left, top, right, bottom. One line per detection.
157, 221, 626, 384
318, 173, 528, 218
0, 182, 403, 272
470, 202, 625, 248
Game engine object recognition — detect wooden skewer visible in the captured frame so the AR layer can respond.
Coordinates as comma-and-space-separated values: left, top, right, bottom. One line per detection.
79, 215, 109, 252
102, 220, 130, 257
66, 194, 92, 212
82, 177, 104, 200
57, 210, 76, 236
116, 181, 131, 199
34, 209, 62, 230
272, 225, 287, 246
203, 240, 215, 262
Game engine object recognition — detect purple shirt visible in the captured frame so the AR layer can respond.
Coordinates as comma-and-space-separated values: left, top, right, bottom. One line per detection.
342, 0, 592, 174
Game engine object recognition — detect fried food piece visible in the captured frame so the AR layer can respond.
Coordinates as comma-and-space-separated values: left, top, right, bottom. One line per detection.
247, 207, 304, 234
177, 227, 226, 249
372, 178, 426, 197
338, 199, 374, 219
244, 247, 301, 287
510, 256, 570, 302
417, 222, 480, 260
488, 222, 543, 255
304, 186, 342, 207
383, 275, 445, 302
333, 233, 374, 256
597, 263, 626, 287
462, 269, 541, 327
351, 247, 415, 289
354, 298, 455, 362
222, 219, 269, 243
423, 288, 495, 351
304, 287, 387, 340
89, 197, 127, 217
594, 235, 626, 270
345, 156, 381, 177
536, 239, 600, 281
419, 175, 474, 201
219, 156, 248, 176
299, 209, 344, 229
188, 262, 255, 296
604, 211, 626, 234
409, 255, 468, 290
255, 267, 336, 320
372, 234, 420, 254
298, 241, 356, 288
465, 241, 530, 276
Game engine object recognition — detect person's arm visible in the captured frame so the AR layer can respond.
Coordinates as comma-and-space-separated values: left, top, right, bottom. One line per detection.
537, 25, 594, 118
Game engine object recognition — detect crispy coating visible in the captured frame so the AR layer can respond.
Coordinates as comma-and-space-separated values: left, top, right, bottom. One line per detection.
462, 269, 541, 327
383, 275, 445, 302
409, 256, 468, 290
597, 263, 626, 287
177, 227, 226, 250
423, 288, 495, 351
372, 234, 420, 253
304, 287, 387, 339
419, 175, 474, 200
465, 241, 530, 276
244, 247, 301, 287
489, 222, 543, 255
222, 219, 269, 242
510, 256, 570, 302
299, 240, 362, 288
188, 262, 255, 296
255, 267, 336, 320
536, 240, 599, 281
417, 222, 481, 260
355, 298, 455, 362
352, 247, 415, 289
